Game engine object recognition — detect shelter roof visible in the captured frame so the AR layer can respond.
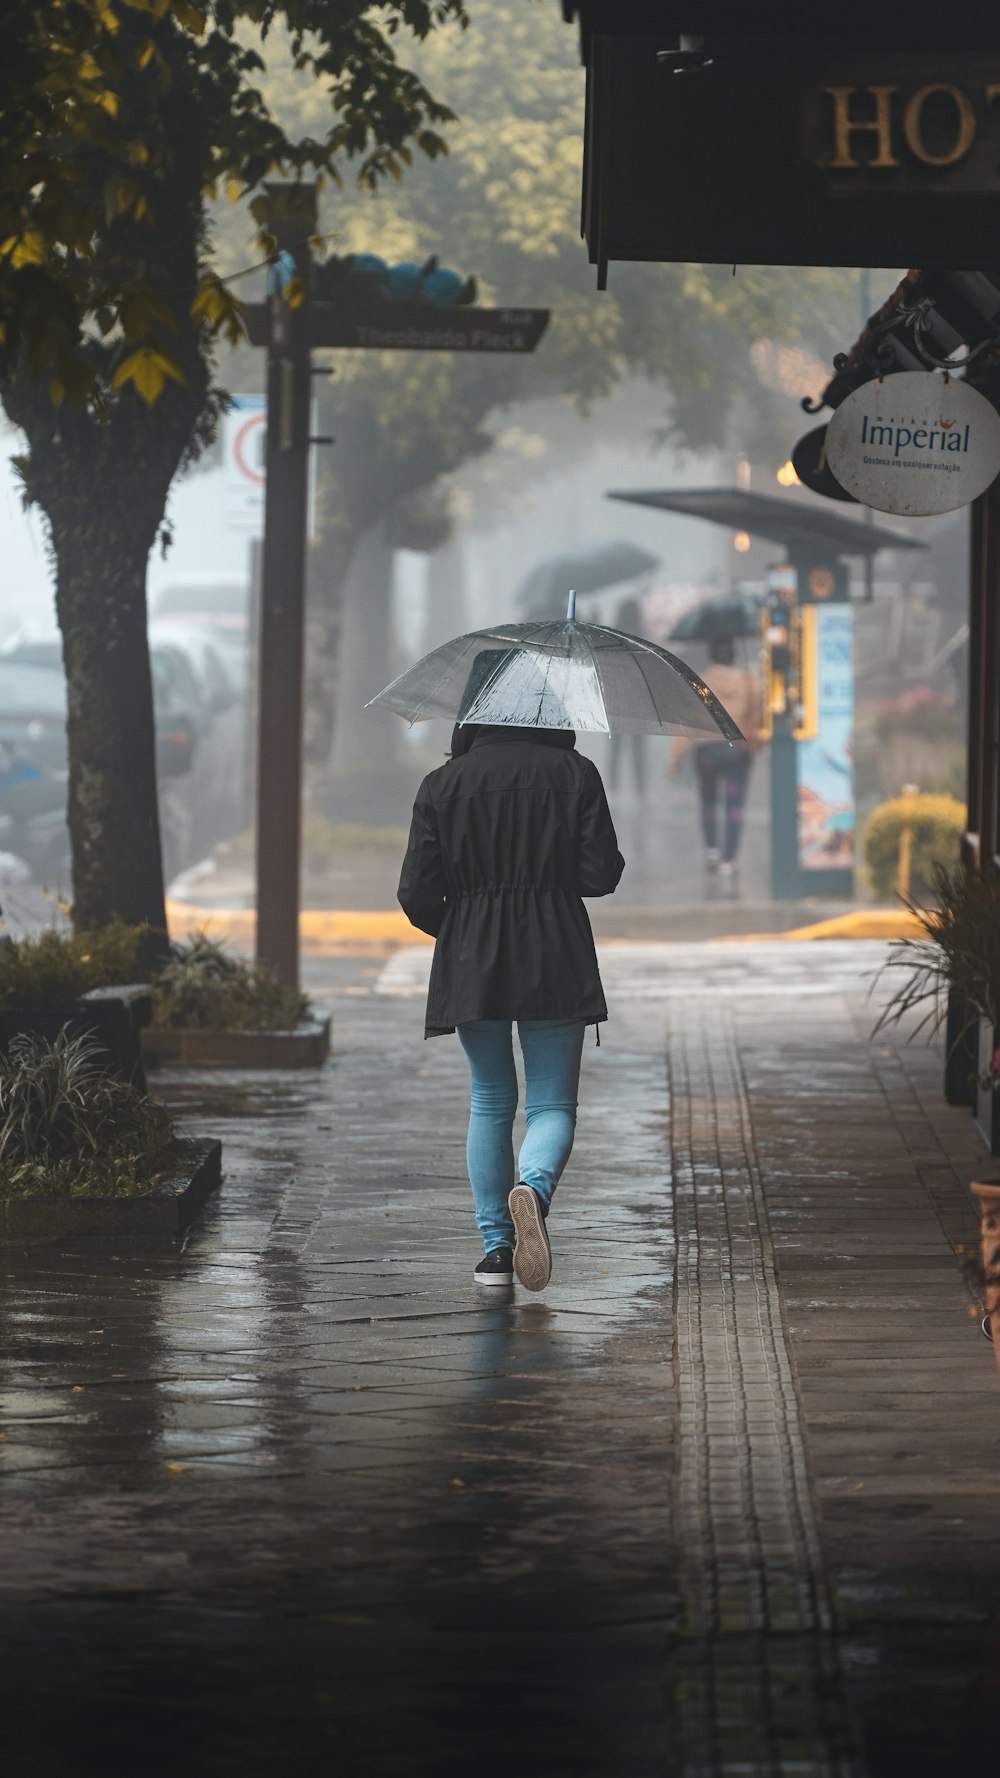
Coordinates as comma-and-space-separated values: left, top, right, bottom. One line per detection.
607, 487, 924, 557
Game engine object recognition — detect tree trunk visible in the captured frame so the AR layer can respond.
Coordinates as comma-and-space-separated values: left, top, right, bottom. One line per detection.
5, 360, 208, 948
55, 528, 166, 937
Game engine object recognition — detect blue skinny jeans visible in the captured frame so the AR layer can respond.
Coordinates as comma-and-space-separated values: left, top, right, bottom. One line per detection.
457, 1019, 586, 1255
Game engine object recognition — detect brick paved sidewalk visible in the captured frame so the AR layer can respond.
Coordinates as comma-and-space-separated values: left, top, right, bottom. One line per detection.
1, 941, 999, 1777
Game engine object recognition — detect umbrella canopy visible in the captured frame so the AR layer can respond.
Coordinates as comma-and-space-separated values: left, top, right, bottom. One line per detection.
517, 540, 659, 617
366, 596, 743, 741
670, 592, 764, 642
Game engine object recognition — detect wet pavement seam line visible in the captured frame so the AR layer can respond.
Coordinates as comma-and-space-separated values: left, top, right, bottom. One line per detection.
668, 1006, 866, 1777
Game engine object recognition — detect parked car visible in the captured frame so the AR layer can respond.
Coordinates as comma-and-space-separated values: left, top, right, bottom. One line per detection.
0, 640, 205, 881
0, 659, 71, 878
0, 634, 201, 776
149, 621, 246, 709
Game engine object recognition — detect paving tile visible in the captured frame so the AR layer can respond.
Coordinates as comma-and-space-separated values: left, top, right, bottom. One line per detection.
3, 941, 1000, 1774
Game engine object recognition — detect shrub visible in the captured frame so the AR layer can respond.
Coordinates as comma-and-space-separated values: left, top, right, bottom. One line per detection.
862, 793, 965, 902
0, 1029, 175, 1198
152, 933, 309, 1032
0, 921, 149, 1011
874, 862, 1000, 1056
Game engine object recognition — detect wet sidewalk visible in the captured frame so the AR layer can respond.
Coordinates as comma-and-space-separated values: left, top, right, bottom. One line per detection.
2, 941, 999, 1776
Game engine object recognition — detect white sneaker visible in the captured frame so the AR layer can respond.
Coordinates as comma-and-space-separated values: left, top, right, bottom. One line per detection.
705, 848, 721, 871
718, 860, 736, 878
508, 1184, 552, 1292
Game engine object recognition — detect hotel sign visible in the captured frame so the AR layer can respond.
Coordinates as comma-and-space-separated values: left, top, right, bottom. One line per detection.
803, 80, 1000, 186
580, 42, 1000, 273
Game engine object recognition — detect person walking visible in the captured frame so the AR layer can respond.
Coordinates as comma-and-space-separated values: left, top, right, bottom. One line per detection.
668, 635, 763, 877
397, 720, 624, 1292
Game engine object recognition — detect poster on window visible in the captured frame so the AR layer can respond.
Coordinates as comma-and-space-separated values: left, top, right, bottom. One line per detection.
797, 605, 854, 872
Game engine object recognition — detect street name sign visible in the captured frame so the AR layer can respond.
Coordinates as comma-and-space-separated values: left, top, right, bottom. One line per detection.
309, 300, 549, 353
244, 300, 549, 354
825, 372, 1000, 516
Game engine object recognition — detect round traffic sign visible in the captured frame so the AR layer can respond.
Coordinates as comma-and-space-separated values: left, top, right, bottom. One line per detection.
232, 412, 266, 484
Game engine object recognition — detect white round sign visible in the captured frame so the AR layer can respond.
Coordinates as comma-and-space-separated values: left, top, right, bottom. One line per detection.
825, 371, 1000, 517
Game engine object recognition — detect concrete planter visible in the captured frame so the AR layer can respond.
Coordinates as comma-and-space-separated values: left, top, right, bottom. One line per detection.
974, 1020, 1000, 1157
142, 1015, 331, 1071
0, 1137, 221, 1245
944, 988, 977, 1108
0, 983, 154, 1087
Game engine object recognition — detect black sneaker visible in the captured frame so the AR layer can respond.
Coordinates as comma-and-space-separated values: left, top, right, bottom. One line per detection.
474, 1247, 514, 1287
508, 1184, 552, 1292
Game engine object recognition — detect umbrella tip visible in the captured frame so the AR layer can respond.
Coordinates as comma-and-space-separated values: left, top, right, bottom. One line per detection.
567, 588, 577, 622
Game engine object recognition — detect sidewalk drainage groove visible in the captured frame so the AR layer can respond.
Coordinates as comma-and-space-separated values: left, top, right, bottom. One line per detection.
667, 1009, 866, 1778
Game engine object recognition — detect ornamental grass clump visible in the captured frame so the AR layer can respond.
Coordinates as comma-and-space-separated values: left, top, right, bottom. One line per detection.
152, 934, 309, 1033
0, 1029, 176, 1198
0, 921, 148, 1011
873, 863, 1000, 1082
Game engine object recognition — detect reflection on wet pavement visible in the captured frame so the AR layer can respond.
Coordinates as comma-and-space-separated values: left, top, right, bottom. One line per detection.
0, 998, 677, 1776
2, 943, 1000, 1775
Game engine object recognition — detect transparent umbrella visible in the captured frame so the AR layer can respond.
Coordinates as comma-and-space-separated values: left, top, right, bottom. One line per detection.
366, 593, 744, 741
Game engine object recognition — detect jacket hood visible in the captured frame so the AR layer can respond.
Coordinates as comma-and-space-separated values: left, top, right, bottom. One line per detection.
449, 723, 577, 758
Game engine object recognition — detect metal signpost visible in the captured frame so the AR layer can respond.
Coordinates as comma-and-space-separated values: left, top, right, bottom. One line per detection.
241, 183, 550, 988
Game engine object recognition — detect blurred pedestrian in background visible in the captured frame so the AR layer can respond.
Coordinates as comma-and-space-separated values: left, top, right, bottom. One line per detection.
669, 636, 764, 878
608, 591, 649, 800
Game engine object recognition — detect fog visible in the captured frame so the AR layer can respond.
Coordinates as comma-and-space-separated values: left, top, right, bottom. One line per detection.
0, 342, 970, 937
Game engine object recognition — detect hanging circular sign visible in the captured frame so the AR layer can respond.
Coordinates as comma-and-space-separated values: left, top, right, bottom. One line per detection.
825, 371, 1000, 517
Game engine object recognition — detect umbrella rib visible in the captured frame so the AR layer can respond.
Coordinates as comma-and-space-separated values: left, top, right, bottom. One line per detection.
593, 625, 682, 728
595, 624, 742, 739
463, 645, 521, 725
408, 635, 482, 724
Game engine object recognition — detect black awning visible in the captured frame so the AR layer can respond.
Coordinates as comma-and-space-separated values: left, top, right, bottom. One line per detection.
563, 2, 998, 47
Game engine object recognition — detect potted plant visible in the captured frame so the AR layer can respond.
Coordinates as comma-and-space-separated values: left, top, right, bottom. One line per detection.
0, 1028, 220, 1242
968, 1181, 1000, 1370
142, 934, 330, 1069
0, 922, 155, 1085
874, 860, 1000, 1154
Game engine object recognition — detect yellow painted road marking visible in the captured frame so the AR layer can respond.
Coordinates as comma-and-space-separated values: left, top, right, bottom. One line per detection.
721, 910, 923, 943
166, 900, 432, 957
165, 900, 920, 958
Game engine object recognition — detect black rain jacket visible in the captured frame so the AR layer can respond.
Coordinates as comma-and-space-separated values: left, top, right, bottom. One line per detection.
397, 727, 625, 1037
